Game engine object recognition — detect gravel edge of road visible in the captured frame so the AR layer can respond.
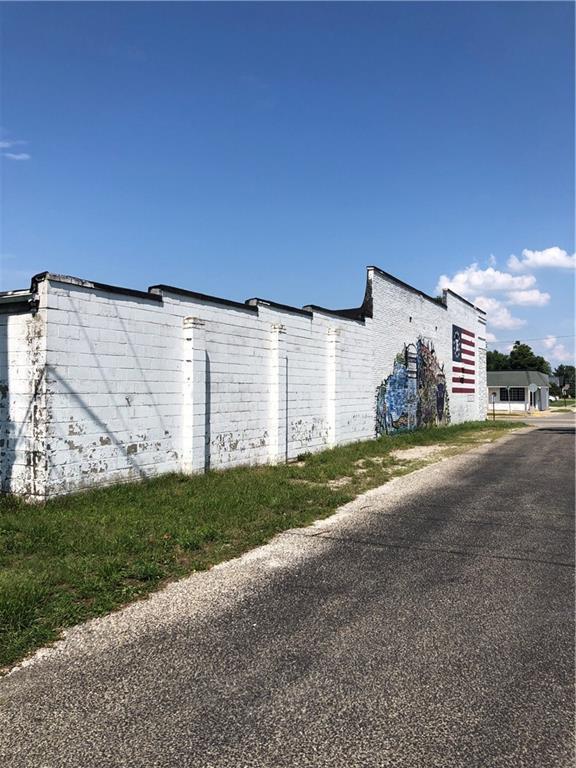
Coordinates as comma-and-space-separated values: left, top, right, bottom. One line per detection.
1, 425, 533, 681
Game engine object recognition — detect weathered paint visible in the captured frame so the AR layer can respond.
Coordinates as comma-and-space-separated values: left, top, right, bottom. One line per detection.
0, 268, 486, 499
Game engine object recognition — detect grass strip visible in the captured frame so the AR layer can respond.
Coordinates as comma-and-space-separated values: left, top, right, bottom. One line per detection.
0, 420, 521, 669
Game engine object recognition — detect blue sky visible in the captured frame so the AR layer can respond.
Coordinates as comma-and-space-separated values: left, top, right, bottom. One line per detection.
1, 2, 574, 364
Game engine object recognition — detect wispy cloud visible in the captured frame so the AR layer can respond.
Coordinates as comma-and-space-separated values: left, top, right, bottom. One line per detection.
508, 247, 575, 271
0, 135, 31, 160
0, 139, 27, 149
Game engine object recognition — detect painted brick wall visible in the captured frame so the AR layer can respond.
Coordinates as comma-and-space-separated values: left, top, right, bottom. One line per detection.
1, 268, 486, 499
370, 269, 486, 427
0, 292, 47, 497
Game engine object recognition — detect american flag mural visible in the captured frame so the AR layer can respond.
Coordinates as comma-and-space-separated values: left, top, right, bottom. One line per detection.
452, 325, 475, 394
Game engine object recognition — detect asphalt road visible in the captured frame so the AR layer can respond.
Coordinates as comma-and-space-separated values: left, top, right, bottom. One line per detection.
1, 416, 574, 767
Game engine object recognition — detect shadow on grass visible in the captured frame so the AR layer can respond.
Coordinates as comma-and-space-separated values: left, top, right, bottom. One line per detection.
0, 419, 520, 669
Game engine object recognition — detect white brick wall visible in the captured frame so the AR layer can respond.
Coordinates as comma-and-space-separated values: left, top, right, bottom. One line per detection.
370, 269, 486, 427
0, 288, 48, 498
0, 268, 486, 499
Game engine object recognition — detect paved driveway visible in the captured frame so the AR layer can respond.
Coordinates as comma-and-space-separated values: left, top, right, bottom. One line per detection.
1, 417, 574, 767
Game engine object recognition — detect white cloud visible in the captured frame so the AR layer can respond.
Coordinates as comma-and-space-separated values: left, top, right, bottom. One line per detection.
552, 345, 572, 362
485, 331, 498, 342
473, 296, 526, 329
544, 336, 557, 349
543, 335, 557, 350
488, 254, 497, 266
0, 139, 26, 149
542, 335, 573, 363
3, 152, 31, 161
436, 263, 536, 298
506, 289, 551, 307
508, 247, 576, 271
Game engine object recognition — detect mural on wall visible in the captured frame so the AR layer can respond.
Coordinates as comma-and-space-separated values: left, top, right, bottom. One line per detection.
376, 339, 450, 435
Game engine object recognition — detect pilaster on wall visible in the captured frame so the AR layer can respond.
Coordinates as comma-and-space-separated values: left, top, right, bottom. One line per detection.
326, 327, 341, 447
29, 309, 49, 499
181, 316, 207, 474
23, 281, 49, 500
269, 323, 287, 464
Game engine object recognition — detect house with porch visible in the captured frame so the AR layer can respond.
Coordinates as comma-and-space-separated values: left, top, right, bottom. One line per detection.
487, 370, 550, 413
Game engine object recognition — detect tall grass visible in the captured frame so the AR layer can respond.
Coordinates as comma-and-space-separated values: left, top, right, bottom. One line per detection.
0, 420, 520, 668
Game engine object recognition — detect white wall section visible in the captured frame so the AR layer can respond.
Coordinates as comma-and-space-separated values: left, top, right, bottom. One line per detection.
0, 268, 486, 499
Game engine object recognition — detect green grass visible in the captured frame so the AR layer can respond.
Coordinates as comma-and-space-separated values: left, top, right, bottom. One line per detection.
550, 398, 575, 408
0, 420, 520, 669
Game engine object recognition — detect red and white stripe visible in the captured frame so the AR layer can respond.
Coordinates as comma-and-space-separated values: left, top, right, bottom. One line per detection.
452, 328, 475, 394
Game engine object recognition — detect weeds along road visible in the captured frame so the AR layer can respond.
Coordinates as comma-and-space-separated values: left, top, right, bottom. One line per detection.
1, 415, 574, 768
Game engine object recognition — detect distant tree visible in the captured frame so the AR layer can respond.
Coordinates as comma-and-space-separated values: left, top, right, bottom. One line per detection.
486, 350, 510, 371
550, 381, 562, 397
508, 341, 551, 375
554, 364, 575, 397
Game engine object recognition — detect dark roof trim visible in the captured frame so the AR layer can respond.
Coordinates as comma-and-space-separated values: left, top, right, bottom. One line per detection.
32, 272, 162, 303
444, 289, 487, 315
0, 302, 32, 315
369, 266, 447, 310
304, 274, 373, 322
150, 285, 258, 313
302, 305, 366, 324
245, 298, 313, 318
19, 266, 482, 325
0, 290, 35, 315
0, 295, 33, 315
0, 288, 29, 298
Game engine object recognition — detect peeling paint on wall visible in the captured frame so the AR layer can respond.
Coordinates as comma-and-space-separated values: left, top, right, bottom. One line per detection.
1, 268, 484, 499
376, 339, 450, 435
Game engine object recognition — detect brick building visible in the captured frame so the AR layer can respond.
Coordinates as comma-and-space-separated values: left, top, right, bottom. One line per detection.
0, 267, 487, 499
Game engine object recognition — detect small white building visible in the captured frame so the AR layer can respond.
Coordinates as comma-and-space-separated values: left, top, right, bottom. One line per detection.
487, 371, 550, 413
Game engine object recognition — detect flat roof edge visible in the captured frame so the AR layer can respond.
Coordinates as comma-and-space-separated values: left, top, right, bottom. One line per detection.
0, 291, 33, 314
12, 267, 487, 324
368, 266, 447, 310
150, 285, 258, 313
33, 272, 163, 303
444, 289, 487, 314
245, 298, 313, 318
302, 305, 366, 323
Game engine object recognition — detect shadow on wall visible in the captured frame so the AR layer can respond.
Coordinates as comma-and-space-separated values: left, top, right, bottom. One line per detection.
205, 351, 211, 471
285, 355, 289, 461
58, 299, 174, 486
376, 338, 450, 435
47, 367, 148, 485
0, 309, 47, 496
0, 312, 9, 491
2, 298, 164, 496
